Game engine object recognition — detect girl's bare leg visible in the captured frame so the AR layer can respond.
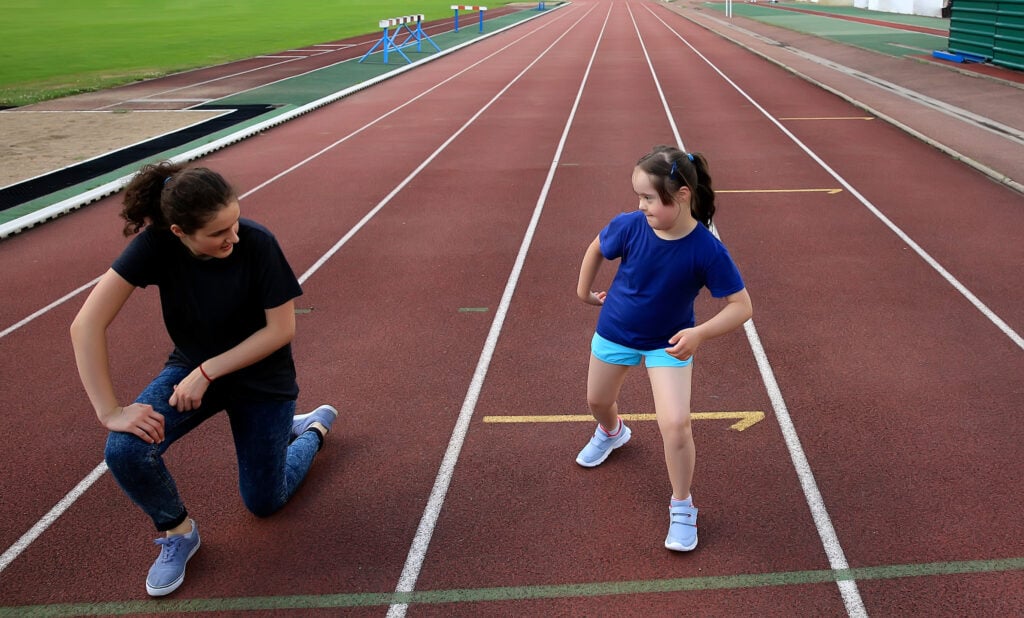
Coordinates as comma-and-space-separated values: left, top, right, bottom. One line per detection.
587, 354, 630, 432
648, 365, 694, 500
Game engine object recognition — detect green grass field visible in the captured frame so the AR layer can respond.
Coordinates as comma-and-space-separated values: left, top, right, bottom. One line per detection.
0, 1, 511, 107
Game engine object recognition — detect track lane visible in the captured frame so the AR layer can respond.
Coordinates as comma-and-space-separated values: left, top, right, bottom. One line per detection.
406, 1, 848, 615
638, 2, 1024, 614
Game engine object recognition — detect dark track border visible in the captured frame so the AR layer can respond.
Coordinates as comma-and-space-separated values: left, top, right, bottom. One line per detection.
0, 104, 275, 211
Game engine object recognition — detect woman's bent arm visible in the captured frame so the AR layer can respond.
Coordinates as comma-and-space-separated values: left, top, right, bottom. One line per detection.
70, 269, 166, 442
70, 269, 136, 423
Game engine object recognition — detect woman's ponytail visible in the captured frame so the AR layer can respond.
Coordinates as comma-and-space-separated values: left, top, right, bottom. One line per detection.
120, 161, 185, 236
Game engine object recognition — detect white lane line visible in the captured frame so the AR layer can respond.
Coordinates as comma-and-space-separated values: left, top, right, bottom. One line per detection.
0, 463, 107, 573
0, 276, 101, 340
0, 2, 574, 578
125, 98, 212, 103
385, 4, 605, 618
635, 3, 869, 616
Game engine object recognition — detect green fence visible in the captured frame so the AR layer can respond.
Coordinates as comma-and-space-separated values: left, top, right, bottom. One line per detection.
949, 0, 1024, 70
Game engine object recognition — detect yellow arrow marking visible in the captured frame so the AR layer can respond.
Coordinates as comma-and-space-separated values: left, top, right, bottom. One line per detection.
777, 116, 874, 121
717, 188, 843, 195
483, 411, 765, 432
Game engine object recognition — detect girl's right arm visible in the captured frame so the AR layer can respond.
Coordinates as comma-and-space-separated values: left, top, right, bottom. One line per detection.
576, 236, 607, 306
70, 269, 165, 443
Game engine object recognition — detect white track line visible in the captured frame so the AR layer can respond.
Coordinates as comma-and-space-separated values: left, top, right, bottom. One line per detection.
0, 463, 107, 573
633, 4, 868, 616
0, 276, 101, 340
385, 5, 605, 617
0, 7, 574, 576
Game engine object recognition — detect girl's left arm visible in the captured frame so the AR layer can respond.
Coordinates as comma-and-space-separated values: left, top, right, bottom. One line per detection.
169, 300, 296, 410
666, 289, 752, 360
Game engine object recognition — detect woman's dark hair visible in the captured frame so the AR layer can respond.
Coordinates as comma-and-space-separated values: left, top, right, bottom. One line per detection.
120, 161, 236, 236
636, 145, 715, 228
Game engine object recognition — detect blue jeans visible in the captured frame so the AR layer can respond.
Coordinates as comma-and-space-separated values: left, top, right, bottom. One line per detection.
104, 365, 320, 531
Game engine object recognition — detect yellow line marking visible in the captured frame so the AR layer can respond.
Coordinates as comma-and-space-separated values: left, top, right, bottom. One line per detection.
777, 116, 874, 120
482, 411, 765, 431
718, 188, 843, 194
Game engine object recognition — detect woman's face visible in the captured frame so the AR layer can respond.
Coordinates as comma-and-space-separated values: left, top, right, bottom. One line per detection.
172, 199, 241, 259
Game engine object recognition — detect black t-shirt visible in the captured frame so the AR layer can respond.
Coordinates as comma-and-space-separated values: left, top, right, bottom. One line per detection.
112, 218, 303, 402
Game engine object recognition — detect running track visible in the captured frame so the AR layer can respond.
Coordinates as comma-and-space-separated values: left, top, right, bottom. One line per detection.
1, 1, 1022, 615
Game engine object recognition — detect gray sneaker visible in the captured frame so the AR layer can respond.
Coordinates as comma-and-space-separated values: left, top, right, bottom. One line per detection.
290, 404, 339, 440
145, 519, 201, 596
575, 419, 631, 467
665, 502, 699, 551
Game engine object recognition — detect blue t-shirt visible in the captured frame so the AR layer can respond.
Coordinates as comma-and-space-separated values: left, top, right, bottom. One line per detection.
112, 218, 303, 402
596, 211, 745, 350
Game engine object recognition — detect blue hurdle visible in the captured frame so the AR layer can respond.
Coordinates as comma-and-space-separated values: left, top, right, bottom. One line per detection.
451, 5, 488, 33
359, 14, 440, 65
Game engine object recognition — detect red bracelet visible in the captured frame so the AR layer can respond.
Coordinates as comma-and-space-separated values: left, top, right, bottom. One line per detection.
199, 364, 213, 382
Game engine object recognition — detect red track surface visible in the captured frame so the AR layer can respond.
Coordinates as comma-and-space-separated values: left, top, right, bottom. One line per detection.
1, 1, 1022, 615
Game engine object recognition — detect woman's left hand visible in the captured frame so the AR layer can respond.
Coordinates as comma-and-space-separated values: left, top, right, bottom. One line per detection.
168, 368, 210, 412
666, 328, 702, 361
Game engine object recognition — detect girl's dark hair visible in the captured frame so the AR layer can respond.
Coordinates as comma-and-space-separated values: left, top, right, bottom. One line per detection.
636, 145, 715, 228
120, 161, 236, 236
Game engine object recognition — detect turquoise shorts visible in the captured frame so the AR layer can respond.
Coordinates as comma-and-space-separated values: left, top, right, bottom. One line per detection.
591, 332, 693, 368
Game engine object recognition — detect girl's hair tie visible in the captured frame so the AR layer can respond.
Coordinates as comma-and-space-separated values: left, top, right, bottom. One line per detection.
687, 153, 694, 162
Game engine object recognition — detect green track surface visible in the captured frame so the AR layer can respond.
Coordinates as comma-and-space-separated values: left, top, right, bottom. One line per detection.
704, 2, 950, 57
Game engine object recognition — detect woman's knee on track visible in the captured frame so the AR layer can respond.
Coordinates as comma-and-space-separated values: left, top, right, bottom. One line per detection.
240, 489, 288, 518
104, 430, 157, 474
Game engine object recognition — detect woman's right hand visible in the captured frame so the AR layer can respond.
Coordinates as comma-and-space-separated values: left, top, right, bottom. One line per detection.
104, 403, 165, 444
582, 290, 606, 306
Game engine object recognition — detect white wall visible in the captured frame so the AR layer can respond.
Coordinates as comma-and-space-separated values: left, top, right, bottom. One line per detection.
804, 0, 944, 17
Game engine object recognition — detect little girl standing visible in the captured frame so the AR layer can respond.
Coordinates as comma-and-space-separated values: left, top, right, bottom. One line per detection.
575, 145, 752, 551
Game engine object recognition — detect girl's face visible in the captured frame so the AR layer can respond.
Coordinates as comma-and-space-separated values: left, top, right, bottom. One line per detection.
172, 199, 241, 259
632, 167, 689, 233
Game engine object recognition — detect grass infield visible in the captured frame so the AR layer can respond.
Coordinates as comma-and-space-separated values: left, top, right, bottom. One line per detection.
0, 0, 510, 107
